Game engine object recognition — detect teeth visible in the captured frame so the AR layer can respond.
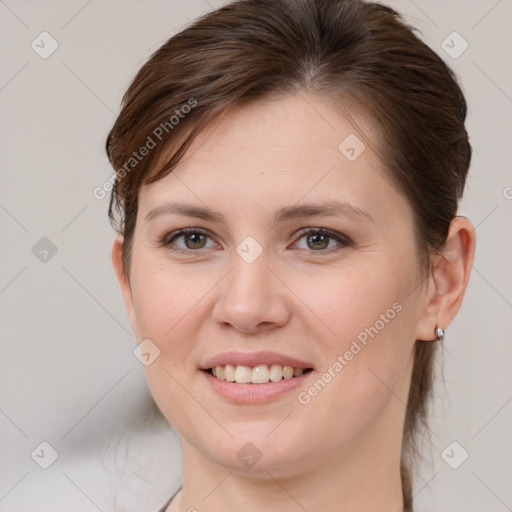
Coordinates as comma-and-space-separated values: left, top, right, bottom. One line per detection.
269, 364, 283, 382
252, 365, 270, 384
282, 365, 294, 379
210, 364, 308, 384
234, 365, 252, 383
224, 364, 236, 382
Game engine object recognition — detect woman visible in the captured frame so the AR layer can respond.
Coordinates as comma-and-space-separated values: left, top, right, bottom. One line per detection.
106, 0, 475, 510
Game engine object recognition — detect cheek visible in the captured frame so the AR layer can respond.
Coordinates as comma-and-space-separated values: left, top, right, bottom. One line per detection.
294, 255, 419, 432
130, 264, 210, 357
128, 253, 226, 416
129, 262, 209, 432
306, 258, 414, 354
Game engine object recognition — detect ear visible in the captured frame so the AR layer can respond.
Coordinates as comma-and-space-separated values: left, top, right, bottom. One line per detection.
415, 216, 476, 341
111, 235, 140, 339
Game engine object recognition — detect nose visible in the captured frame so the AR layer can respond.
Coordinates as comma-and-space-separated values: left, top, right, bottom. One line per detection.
212, 249, 291, 334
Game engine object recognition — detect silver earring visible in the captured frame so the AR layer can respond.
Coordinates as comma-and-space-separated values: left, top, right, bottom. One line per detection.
435, 326, 444, 341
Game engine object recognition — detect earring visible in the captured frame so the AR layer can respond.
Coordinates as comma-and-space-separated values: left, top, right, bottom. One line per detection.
435, 325, 444, 341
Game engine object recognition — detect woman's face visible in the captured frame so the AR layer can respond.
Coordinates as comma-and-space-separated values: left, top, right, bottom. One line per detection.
117, 94, 432, 475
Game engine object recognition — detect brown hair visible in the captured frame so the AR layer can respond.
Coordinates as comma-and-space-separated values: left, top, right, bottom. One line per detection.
106, 0, 471, 509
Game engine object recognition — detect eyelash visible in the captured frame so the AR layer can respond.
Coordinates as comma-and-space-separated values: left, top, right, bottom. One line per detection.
159, 227, 352, 255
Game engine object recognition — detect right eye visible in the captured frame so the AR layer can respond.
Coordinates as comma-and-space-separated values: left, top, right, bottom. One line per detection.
160, 228, 219, 254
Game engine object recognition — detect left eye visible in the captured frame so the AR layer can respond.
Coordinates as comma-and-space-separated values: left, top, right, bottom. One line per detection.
293, 229, 350, 251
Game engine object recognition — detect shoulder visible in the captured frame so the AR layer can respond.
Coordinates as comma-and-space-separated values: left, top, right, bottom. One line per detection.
155, 486, 182, 512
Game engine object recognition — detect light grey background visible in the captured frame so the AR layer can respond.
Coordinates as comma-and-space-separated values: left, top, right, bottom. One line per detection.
0, 1, 510, 511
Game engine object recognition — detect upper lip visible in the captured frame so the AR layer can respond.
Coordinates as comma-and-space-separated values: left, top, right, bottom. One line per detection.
200, 351, 314, 370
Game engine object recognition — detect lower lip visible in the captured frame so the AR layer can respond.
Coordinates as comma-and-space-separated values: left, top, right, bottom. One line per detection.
201, 370, 314, 404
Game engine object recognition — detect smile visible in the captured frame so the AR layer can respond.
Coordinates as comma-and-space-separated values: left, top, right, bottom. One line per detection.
205, 364, 313, 384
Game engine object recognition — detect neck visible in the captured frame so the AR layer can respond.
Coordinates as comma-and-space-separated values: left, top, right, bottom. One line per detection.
171, 411, 405, 512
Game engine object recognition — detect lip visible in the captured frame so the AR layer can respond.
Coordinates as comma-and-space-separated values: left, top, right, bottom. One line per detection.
200, 351, 314, 370
201, 369, 314, 404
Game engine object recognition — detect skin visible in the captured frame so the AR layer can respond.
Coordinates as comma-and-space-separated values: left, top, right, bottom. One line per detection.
112, 94, 475, 512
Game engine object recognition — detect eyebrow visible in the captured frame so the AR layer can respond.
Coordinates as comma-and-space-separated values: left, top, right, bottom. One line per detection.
144, 200, 374, 224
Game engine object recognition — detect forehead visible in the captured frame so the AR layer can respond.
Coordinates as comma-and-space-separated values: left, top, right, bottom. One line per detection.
138, 94, 409, 226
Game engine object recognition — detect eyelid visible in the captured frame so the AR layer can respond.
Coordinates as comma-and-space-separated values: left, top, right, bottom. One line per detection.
292, 227, 352, 244
160, 227, 211, 244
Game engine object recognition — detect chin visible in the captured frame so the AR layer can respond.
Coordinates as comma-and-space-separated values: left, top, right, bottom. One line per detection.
190, 420, 314, 474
